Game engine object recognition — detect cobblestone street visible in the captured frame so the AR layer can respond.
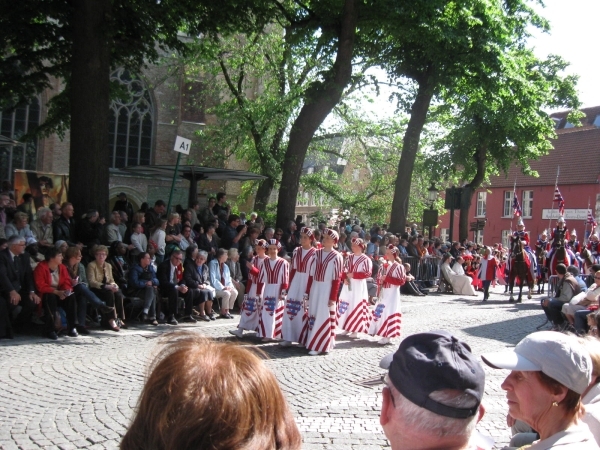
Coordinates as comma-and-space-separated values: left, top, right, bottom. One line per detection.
0, 285, 549, 449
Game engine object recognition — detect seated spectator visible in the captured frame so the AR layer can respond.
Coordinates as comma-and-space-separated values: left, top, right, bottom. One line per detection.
225, 248, 245, 309
30, 207, 54, 255
482, 331, 597, 449
262, 227, 275, 241
199, 197, 217, 228
33, 248, 77, 339
108, 241, 130, 291
182, 246, 213, 322
337, 233, 350, 253
104, 211, 124, 245
25, 242, 44, 270
118, 211, 128, 239
378, 331, 486, 450
164, 213, 183, 255
196, 250, 216, 320
49, 202, 61, 221
541, 263, 582, 329
121, 332, 302, 450
238, 225, 260, 257
209, 248, 238, 319
197, 223, 218, 261
221, 214, 246, 250
149, 219, 167, 264
366, 235, 381, 257
567, 265, 588, 292
400, 263, 426, 296
406, 236, 421, 258
112, 192, 134, 221
565, 270, 600, 332
87, 245, 125, 331
157, 250, 195, 325
0, 236, 40, 339
129, 221, 147, 256
440, 254, 477, 296
282, 220, 298, 254
4, 211, 36, 244
76, 209, 105, 249
53, 202, 82, 248
178, 224, 194, 251
64, 246, 115, 334
16, 193, 35, 223
128, 252, 159, 326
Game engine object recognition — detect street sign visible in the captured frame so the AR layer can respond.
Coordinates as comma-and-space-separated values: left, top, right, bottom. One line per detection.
423, 209, 438, 227
444, 187, 462, 210
174, 136, 191, 155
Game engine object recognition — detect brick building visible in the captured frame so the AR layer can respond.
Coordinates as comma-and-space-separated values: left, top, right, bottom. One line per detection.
437, 106, 600, 246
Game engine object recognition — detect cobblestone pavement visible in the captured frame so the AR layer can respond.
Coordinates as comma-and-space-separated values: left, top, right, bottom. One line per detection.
0, 284, 549, 449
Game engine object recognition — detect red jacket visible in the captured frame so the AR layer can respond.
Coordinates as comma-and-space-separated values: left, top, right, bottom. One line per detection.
33, 261, 73, 295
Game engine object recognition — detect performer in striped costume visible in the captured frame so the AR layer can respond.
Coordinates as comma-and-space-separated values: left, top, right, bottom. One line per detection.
369, 244, 405, 345
256, 239, 289, 341
305, 228, 343, 356
229, 239, 267, 338
280, 227, 316, 347
337, 238, 372, 338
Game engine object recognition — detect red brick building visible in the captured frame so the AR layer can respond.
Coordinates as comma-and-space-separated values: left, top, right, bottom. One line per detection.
437, 106, 600, 247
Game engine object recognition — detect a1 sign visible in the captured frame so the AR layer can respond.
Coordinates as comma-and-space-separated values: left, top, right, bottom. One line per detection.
174, 136, 192, 155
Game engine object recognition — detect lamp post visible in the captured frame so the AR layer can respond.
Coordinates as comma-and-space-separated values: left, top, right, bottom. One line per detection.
424, 183, 439, 238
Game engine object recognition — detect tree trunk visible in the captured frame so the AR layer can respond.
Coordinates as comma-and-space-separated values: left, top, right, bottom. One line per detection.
275, 0, 357, 230
69, 0, 112, 219
388, 76, 435, 234
254, 176, 274, 213
458, 141, 487, 241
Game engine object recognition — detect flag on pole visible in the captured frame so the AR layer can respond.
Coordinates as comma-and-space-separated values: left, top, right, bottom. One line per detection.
512, 193, 522, 217
553, 187, 565, 216
588, 209, 597, 228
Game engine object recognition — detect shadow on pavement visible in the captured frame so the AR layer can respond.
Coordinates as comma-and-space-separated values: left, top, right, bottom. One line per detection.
462, 314, 547, 345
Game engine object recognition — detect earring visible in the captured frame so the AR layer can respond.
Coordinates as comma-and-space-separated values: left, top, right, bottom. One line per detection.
552, 401, 559, 407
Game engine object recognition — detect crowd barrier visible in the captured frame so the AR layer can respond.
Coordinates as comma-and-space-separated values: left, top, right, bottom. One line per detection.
401, 255, 441, 283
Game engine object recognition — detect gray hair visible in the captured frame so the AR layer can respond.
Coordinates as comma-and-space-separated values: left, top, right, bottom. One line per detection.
37, 207, 51, 218
197, 250, 208, 259
227, 248, 239, 258
265, 227, 274, 234
8, 236, 26, 246
389, 384, 479, 438
350, 231, 358, 238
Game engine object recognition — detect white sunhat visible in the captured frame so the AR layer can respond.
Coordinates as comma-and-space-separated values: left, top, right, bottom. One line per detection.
481, 331, 592, 394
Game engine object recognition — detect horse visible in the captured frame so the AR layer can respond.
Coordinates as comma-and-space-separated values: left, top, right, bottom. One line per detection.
547, 243, 574, 276
535, 244, 548, 294
509, 238, 534, 303
580, 246, 596, 275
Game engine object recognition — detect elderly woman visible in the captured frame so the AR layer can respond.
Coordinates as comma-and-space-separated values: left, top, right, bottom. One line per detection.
482, 331, 598, 449
182, 248, 214, 322
563, 270, 600, 328
87, 245, 125, 331
209, 248, 238, 319
4, 211, 36, 242
225, 248, 245, 310
440, 253, 477, 296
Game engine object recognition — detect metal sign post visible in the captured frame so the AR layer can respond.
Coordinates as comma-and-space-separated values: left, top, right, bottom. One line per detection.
167, 136, 191, 213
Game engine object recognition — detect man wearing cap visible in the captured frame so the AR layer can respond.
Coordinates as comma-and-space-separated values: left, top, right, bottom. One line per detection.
379, 330, 487, 450
112, 192, 134, 222
482, 331, 598, 449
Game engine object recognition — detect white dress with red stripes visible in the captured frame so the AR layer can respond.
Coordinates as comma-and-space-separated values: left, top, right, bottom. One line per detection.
257, 257, 289, 339
237, 255, 267, 332
282, 247, 316, 343
369, 261, 404, 339
306, 249, 343, 353
337, 253, 372, 333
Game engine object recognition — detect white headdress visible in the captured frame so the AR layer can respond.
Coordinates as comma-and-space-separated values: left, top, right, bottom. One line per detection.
517, 218, 524, 227
557, 216, 566, 224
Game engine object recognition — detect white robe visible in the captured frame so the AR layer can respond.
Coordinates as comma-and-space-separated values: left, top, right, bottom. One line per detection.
441, 263, 477, 296
257, 257, 288, 339
338, 253, 372, 333
237, 255, 266, 332
369, 261, 404, 338
282, 247, 315, 343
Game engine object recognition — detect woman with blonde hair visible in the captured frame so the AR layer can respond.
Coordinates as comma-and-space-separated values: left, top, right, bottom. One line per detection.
121, 332, 302, 450
87, 245, 125, 331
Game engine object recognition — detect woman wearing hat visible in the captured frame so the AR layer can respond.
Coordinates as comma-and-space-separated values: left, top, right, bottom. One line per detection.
440, 253, 477, 296
279, 227, 316, 347
305, 228, 343, 355
229, 239, 268, 338
256, 239, 289, 342
482, 331, 598, 449
369, 244, 406, 345
337, 237, 372, 338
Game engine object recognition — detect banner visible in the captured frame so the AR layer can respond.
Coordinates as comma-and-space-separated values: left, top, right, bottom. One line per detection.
13, 170, 69, 219
542, 209, 589, 220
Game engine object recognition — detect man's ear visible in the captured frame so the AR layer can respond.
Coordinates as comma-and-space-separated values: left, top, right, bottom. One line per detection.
476, 403, 486, 424
380, 388, 392, 426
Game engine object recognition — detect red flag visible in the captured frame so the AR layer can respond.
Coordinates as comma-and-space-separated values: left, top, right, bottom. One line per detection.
588, 209, 597, 228
553, 188, 565, 216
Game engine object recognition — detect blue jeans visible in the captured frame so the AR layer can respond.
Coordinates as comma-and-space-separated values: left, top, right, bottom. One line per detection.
574, 309, 594, 334
540, 298, 565, 325
73, 283, 106, 326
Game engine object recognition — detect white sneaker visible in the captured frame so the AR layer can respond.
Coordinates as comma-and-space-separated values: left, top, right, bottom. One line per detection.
378, 337, 391, 345
228, 329, 243, 338
349, 332, 359, 338
278, 340, 292, 347
308, 350, 322, 356
338, 330, 349, 335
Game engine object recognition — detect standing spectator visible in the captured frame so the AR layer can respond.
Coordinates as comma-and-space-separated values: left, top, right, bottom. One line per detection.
157, 250, 195, 325
0, 236, 40, 339
77, 209, 105, 249
0, 191, 14, 227
238, 225, 260, 257
164, 213, 183, 254
225, 248, 245, 309
209, 248, 238, 319
5, 211, 36, 243
221, 214, 246, 250
189, 201, 201, 228
112, 192, 134, 222
128, 252, 159, 326
199, 197, 217, 227
212, 192, 230, 217
144, 200, 166, 235
53, 202, 82, 248
104, 211, 124, 245
282, 220, 299, 254
130, 222, 147, 256
31, 207, 54, 255
49, 202, 61, 222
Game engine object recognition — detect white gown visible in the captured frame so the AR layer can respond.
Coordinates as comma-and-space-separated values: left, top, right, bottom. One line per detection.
282, 247, 316, 344
306, 249, 343, 353
338, 253, 372, 333
237, 255, 266, 332
257, 257, 288, 339
442, 262, 477, 296
369, 261, 404, 338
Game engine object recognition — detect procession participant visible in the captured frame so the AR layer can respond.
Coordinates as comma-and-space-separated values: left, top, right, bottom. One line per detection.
279, 227, 316, 347
478, 246, 498, 301
512, 218, 537, 281
337, 237, 372, 338
569, 229, 581, 254
588, 233, 600, 264
547, 216, 571, 262
369, 244, 405, 345
305, 228, 343, 356
537, 229, 550, 253
256, 239, 288, 342
229, 239, 268, 337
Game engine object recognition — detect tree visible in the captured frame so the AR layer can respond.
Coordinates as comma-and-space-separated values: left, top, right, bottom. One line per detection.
426, 48, 580, 241
0, 0, 275, 215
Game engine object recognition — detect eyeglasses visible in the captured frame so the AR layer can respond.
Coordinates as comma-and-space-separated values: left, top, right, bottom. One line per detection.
381, 375, 397, 408
173, 256, 183, 261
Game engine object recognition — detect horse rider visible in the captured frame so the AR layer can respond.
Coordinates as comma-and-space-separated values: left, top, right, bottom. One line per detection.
568, 229, 581, 254
511, 218, 537, 279
536, 229, 550, 253
587, 232, 600, 264
547, 216, 570, 262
